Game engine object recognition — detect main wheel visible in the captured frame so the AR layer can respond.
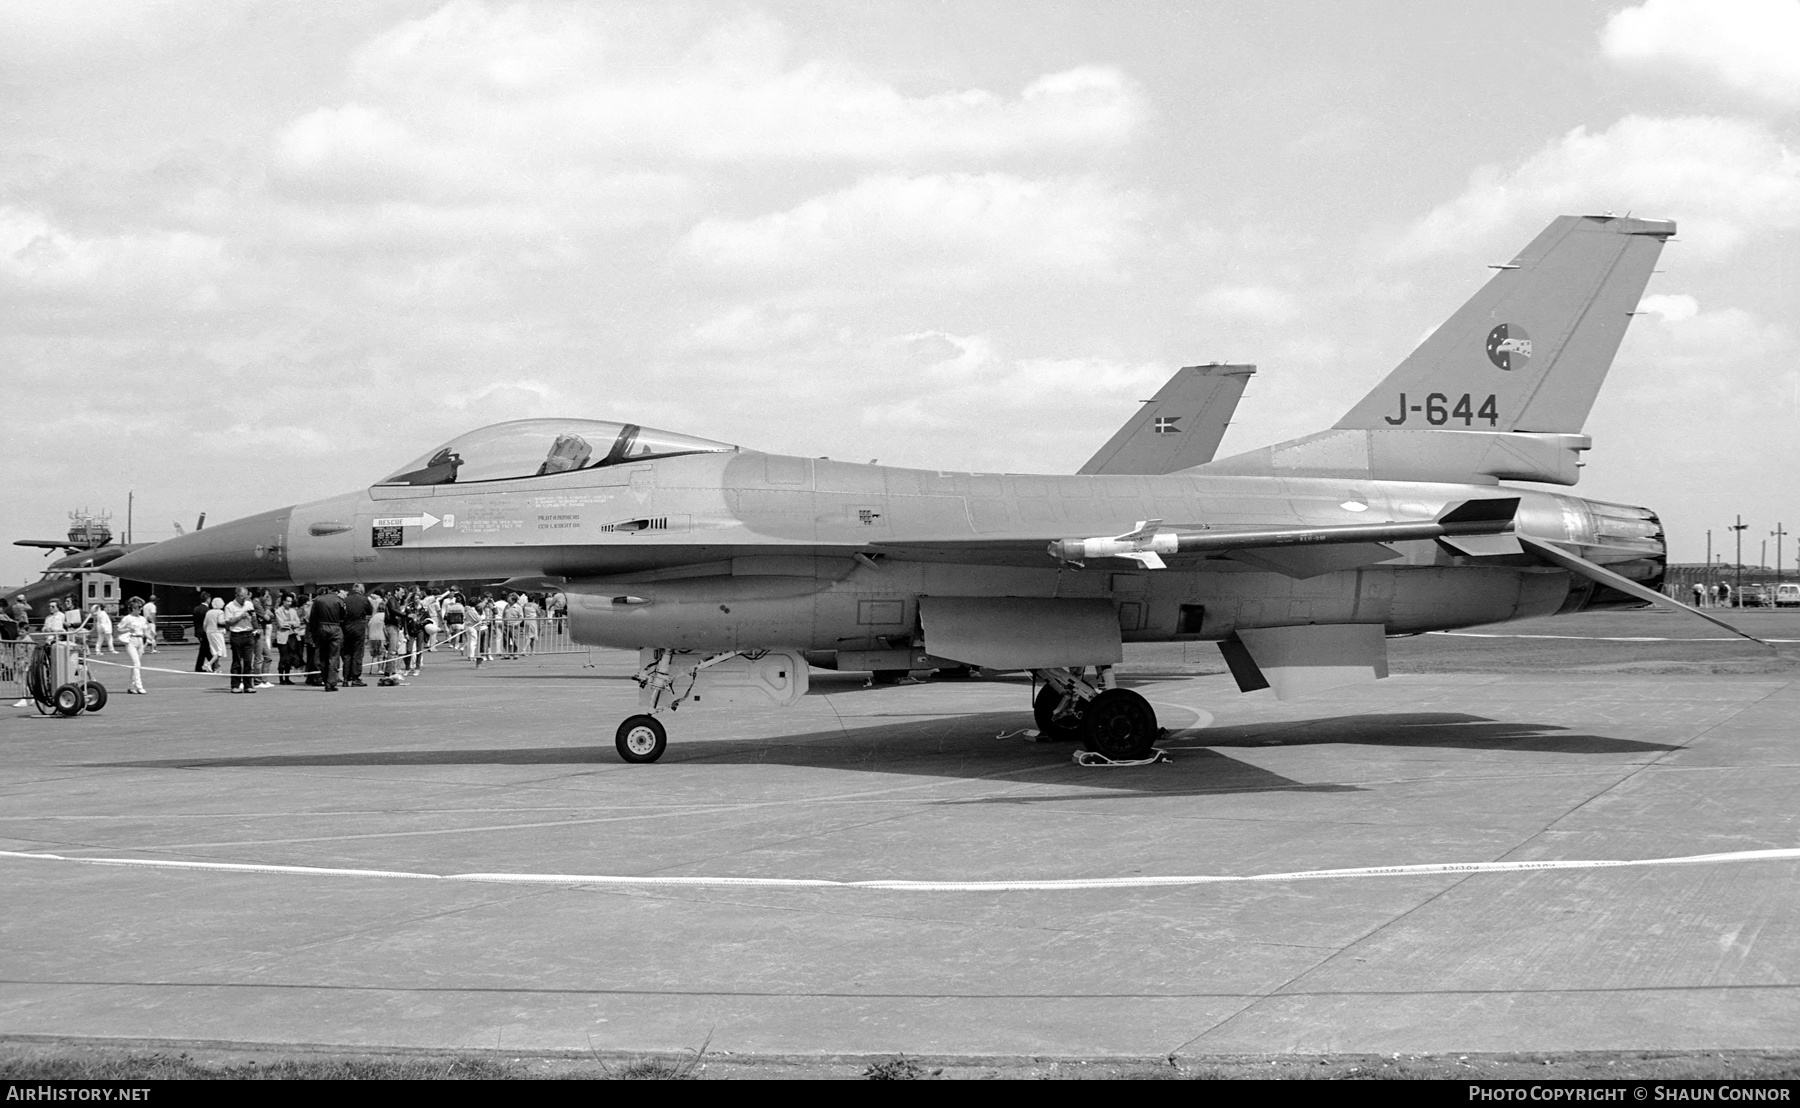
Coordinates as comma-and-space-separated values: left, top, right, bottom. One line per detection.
615, 714, 668, 764
52, 683, 85, 717
1081, 688, 1158, 760
83, 682, 108, 713
1032, 683, 1086, 741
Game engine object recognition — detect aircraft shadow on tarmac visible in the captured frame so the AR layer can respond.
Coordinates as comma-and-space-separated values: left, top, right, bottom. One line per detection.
88, 705, 1672, 800
1177, 711, 1680, 757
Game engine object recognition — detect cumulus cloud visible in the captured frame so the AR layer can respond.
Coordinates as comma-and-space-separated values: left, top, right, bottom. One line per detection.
0, 205, 228, 305
682, 173, 1149, 284
269, 2, 1144, 217
1635, 292, 1700, 323
1622, 298, 1791, 369
679, 304, 819, 353
1603, 0, 1800, 105
1195, 284, 1299, 323
1395, 115, 1800, 258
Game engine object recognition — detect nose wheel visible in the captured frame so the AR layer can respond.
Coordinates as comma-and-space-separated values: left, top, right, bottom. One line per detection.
615, 714, 668, 763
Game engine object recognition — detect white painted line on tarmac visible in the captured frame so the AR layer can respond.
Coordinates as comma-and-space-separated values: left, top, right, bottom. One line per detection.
4, 846, 1797, 893
1428, 632, 1800, 643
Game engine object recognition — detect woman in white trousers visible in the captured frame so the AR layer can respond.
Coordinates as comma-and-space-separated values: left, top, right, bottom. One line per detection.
116, 598, 150, 693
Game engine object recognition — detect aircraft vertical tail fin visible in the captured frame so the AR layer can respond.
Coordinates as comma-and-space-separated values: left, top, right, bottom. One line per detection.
1079, 363, 1254, 475
1335, 215, 1674, 434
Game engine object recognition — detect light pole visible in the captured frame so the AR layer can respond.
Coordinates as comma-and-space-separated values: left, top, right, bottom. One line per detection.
1706, 529, 1713, 605
1730, 515, 1748, 607
1775, 523, 1789, 586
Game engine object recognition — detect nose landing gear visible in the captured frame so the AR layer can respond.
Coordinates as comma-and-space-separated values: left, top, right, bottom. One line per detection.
615, 715, 668, 763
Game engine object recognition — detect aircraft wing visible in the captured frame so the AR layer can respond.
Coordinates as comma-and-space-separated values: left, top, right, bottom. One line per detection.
1079, 363, 1255, 475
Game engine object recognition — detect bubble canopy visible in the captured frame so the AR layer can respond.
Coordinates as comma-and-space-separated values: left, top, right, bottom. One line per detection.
377, 419, 737, 487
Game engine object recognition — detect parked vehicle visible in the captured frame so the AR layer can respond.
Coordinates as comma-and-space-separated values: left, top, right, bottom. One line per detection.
1777, 583, 1800, 608
1734, 584, 1772, 608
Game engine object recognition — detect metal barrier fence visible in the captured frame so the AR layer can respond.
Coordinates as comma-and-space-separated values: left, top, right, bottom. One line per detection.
1, 638, 30, 701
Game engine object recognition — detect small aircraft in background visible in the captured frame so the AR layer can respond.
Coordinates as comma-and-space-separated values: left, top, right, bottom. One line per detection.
3, 511, 206, 624
116, 214, 1754, 764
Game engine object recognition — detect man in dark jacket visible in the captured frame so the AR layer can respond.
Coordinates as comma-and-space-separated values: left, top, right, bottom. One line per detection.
191, 593, 213, 672
307, 585, 346, 692
341, 583, 373, 687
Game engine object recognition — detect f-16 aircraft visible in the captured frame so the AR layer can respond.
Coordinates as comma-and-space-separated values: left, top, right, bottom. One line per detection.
114, 214, 1750, 764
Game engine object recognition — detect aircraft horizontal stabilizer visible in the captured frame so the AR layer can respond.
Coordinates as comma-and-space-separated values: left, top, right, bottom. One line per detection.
1518, 535, 1770, 647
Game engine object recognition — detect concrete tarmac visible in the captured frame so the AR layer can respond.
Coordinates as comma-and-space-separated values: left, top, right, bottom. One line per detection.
2, 638, 1796, 1058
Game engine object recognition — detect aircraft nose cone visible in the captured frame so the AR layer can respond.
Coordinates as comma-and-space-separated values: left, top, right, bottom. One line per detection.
108, 507, 294, 586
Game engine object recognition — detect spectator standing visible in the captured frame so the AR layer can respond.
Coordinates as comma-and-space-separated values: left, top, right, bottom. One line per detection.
523, 594, 540, 655
407, 596, 429, 675
203, 597, 227, 676
142, 596, 158, 652
469, 598, 489, 665
368, 597, 390, 681
423, 591, 443, 652
442, 593, 466, 657
42, 601, 66, 635
503, 593, 524, 658
341, 583, 373, 687
191, 592, 213, 672
89, 604, 116, 654
299, 589, 319, 684
115, 598, 150, 694
222, 587, 258, 693
397, 590, 416, 672
274, 593, 302, 684
307, 585, 345, 691
0, 602, 16, 642
254, 589, 276, 687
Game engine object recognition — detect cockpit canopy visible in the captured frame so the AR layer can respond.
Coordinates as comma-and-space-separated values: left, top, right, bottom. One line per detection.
377, 419, 737, 487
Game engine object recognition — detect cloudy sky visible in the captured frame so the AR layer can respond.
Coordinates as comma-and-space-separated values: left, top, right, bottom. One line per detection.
3, 0, 1798, 585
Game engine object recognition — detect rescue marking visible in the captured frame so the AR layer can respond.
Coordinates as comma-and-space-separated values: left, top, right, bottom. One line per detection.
3, 846, 1796, 894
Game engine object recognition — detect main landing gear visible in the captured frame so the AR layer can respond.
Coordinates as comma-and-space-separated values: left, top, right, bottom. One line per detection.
1032, 666, 1159, 760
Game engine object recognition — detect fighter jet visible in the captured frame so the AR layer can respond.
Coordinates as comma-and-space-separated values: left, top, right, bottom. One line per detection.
3, 511, 157, 623
114, 214, 1745, 765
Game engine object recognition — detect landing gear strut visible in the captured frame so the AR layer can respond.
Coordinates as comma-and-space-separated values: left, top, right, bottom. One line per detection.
1031, 666, 1159, 760
1032, 682, 1085, 741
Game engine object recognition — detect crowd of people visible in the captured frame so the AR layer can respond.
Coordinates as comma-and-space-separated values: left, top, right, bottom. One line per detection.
3, 585, 568, 696
2, 594, 155, 654
179, 584, 569, 693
